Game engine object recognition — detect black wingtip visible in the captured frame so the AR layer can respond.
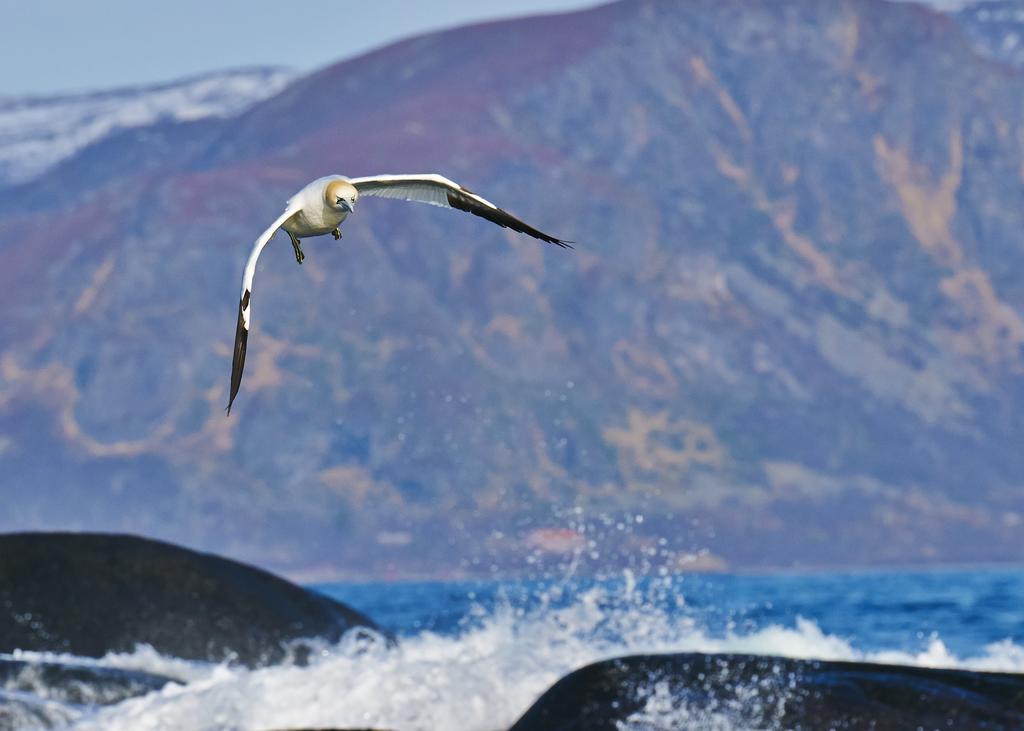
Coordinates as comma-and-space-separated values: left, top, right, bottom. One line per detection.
541, 234, 574, 249
445, 189, 575, 250
228, 293, 250, 417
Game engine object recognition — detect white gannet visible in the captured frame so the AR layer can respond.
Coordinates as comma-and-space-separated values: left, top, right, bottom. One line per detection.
228, 174, 572, 414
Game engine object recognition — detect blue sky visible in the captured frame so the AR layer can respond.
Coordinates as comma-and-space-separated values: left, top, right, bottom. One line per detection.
3, 1, 601, 96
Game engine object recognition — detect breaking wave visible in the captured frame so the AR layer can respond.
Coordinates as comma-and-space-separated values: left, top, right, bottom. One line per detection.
45, 580, 1024, 731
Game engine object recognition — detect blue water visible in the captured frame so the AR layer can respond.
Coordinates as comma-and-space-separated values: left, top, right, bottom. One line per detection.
319, 567, 1024, 661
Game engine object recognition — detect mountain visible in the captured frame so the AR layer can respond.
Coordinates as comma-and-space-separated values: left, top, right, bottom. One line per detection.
2, 0, 1024, 578
954, 0, 1024, 68
0, 68, 293, 189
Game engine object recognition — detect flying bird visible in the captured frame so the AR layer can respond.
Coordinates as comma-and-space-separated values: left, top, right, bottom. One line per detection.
227, 174, 572, 414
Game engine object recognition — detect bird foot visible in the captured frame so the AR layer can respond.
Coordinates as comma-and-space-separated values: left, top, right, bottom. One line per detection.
291, 239, 305, 264
332, 228, 342, 240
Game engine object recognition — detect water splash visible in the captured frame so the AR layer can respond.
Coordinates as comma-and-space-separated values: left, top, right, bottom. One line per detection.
57, 582, 1024, 731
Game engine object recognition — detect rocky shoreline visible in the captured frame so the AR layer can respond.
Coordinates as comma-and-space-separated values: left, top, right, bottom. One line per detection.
1, 533, 1021, 730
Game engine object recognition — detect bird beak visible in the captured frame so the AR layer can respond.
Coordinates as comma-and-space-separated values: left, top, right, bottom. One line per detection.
338, 199, 353, 213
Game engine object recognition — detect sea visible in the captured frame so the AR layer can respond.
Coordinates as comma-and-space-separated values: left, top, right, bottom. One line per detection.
5, 567, 1023, 730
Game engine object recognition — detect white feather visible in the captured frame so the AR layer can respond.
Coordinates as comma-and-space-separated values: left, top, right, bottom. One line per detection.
350, 174, 500, 210
239, 199, 301, 329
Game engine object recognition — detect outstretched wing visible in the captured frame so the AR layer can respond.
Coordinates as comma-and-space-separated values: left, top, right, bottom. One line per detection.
227, 201, 302, 415
349, 174, 573, 248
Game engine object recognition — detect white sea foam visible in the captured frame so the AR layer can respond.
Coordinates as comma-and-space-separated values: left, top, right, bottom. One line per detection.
4, 645, 218, 685
55, 584, 1024, 731
616, 681, 760, 731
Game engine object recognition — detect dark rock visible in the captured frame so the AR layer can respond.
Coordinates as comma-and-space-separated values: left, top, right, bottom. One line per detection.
0, 532, 380, 666
509, 652, 1024, 730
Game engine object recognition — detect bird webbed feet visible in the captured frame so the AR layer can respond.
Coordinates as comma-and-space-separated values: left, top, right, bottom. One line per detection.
288, 233, 305, 264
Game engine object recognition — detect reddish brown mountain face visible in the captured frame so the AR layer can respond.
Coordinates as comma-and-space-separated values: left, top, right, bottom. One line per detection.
1, 0, 1023, 577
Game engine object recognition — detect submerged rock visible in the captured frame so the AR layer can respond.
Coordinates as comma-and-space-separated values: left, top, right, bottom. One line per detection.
509, 652, 1024, 730
0, 659, 173, 730
0, 532, 379, 666
0, 658, 173, 706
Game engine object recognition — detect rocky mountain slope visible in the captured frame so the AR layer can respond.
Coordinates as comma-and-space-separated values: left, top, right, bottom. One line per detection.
954, 0, 1024, 68
1, 0, 1023, 577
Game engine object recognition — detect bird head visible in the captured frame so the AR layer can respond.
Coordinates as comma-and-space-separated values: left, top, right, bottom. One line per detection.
325, 179, 358, 213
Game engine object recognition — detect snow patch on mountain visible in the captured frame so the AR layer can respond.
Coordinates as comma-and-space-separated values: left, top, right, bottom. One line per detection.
0, 68, 293, 188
